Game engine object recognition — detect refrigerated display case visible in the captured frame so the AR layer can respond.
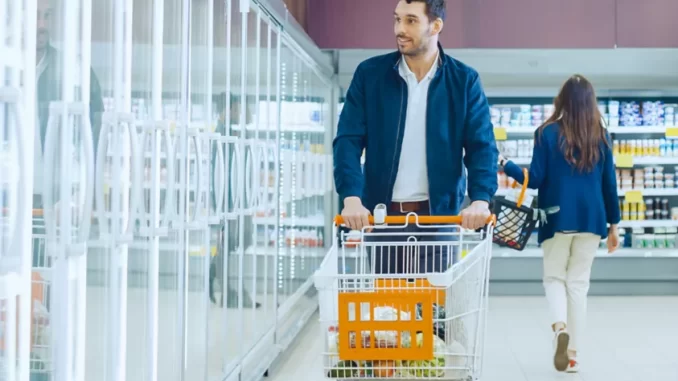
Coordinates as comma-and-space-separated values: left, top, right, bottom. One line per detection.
0, 1, 37, 381
22, 0, 338, 380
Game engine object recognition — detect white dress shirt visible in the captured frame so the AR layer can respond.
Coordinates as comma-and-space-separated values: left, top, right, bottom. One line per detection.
391, 53, 439, 202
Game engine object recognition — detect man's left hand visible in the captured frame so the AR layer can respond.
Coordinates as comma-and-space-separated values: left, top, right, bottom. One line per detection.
460, 201, 491, 230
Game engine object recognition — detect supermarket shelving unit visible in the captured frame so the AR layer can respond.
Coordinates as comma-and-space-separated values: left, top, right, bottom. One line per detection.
492, 99, 678, 296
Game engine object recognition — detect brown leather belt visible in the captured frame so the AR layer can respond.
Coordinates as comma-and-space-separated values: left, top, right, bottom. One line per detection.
389, 200, 429, 213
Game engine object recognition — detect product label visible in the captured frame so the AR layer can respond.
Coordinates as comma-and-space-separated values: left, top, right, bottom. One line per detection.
625, 190, 643, 203
615, 154, 634, 168
494, 127, 508, 141
665, 127, 678, 138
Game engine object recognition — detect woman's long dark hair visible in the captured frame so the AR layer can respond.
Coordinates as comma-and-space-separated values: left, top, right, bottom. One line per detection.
538, 74, 610, 172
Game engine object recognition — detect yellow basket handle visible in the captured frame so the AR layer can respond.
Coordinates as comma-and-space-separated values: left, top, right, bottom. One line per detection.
334, 214, 497, 227
510, 168, 530, 208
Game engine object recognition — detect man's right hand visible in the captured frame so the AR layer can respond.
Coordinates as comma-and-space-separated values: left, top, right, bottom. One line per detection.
341, 196, 371, 231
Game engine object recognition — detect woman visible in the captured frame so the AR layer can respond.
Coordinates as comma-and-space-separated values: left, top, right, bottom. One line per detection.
498, 74, 621, 373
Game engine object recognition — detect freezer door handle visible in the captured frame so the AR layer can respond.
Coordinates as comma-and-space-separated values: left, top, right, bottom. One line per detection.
161, 122, 177, 230
208, 132, 225, 225
186, 130, 206, 229
121, 116, 142, 243
77, 101, 95, 247
94, 114, 110, 241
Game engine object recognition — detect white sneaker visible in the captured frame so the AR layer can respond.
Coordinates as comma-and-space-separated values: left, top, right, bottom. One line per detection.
566, 359, 580, 373
553, 329, 570, 371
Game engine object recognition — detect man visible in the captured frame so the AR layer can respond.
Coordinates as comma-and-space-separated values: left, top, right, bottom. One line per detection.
333, 0, 498, 274
34, 0, 104, 208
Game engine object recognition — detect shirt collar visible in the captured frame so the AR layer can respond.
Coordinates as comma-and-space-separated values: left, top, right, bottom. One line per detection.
398, 51, 440, 81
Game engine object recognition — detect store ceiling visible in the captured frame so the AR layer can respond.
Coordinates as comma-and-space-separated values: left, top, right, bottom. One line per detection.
335, 48, 678, 96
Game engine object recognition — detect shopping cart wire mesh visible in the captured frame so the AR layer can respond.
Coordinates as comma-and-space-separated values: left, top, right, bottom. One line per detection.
315, 212, 494, 380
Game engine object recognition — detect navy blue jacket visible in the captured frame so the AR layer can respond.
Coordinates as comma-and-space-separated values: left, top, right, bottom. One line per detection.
504, 123, 621, 243
333, 44, 499, 216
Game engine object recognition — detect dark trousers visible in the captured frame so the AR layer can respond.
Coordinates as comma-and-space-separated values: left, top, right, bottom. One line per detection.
365, 209, 459, 274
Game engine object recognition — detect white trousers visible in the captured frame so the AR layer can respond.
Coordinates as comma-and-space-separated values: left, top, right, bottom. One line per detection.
542, 232, 601, 351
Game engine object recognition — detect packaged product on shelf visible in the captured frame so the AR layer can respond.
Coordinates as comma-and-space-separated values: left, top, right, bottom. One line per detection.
664, 104, 676, 126
642, 101, 665, 126
543, 104, 555, 120
654, 227, 667, 249
666, 228, 678, 249
629, 202, 638, 220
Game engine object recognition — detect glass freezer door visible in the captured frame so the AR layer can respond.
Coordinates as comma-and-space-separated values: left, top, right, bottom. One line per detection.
37, 0, 96, 380
0, 1, 37, 381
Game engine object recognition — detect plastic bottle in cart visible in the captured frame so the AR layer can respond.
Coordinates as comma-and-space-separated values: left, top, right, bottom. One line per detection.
327, 326, 338, 353
345, 230, 361, 248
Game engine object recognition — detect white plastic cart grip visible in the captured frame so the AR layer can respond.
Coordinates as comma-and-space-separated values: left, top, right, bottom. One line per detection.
374, 203, 387, 225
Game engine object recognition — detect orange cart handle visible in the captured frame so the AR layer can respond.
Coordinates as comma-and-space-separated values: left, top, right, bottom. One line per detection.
334, 214, 496, 226
510, 168, 529, 208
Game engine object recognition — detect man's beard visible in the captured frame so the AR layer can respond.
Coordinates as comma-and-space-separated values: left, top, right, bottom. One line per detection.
398, 40, 428, 57
397, 30, 431, 57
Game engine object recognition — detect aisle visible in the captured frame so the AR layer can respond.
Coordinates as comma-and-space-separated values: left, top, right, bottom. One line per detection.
269, 296, 678, 381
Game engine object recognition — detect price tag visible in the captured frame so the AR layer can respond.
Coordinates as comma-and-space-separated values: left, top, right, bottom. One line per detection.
616, 154, 634, 168
494, 127, 508, 141
625, 190, 643, 203
665, 127, 678, 138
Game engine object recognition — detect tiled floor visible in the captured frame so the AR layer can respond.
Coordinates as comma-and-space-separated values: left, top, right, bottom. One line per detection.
269, 296, 678, 381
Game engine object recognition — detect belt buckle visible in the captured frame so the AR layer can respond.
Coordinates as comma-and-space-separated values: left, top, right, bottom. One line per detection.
399, 201, 415, 214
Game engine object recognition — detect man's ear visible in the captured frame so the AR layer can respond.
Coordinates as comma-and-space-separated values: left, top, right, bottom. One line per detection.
431, 19, 443, 36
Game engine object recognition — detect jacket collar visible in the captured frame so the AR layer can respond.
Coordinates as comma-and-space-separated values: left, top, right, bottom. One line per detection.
392, 41, 446, 71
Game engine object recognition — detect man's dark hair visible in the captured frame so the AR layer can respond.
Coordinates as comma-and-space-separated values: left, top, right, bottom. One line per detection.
405, 0, 446, 22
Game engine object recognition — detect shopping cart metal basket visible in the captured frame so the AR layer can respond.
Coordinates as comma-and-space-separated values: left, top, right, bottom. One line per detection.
314, 208, 495, 380
491, 168, 539, 251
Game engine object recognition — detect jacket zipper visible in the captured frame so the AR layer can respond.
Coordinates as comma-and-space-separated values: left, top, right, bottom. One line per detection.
387, 78, 407, 204
425, 67, 441, 216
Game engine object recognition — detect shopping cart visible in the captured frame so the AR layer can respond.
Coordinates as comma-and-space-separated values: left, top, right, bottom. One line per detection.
314, 208, 495, 380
